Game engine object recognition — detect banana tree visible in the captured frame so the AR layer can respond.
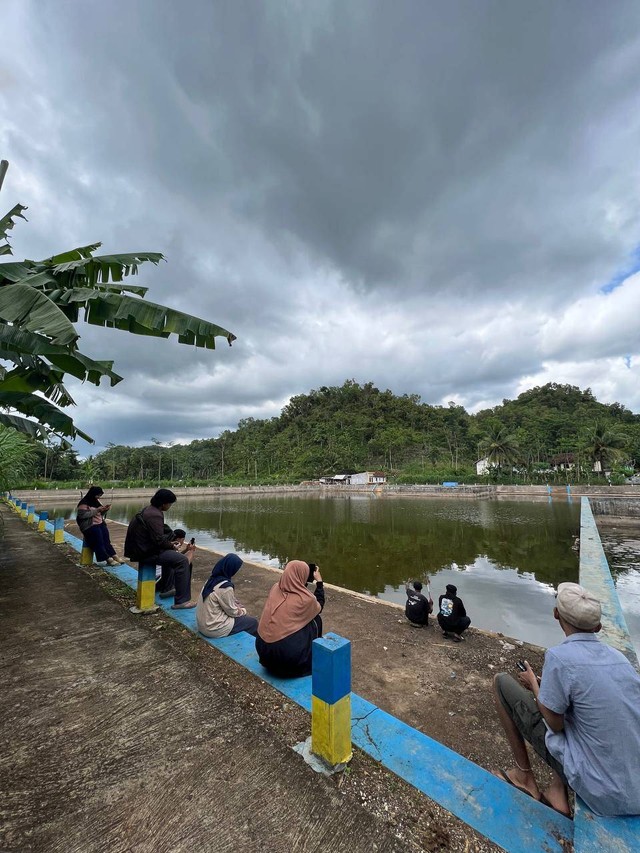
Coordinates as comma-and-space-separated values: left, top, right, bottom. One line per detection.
0, 189, 236, 444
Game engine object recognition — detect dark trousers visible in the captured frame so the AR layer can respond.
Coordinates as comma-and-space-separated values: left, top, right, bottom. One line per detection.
229, 615, 259, 637
154, 550, 192, 605
437, 614, 471, 635
83, 523, 116, 562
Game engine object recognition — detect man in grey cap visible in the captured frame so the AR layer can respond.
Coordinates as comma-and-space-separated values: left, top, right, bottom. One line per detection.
492, 582, 640, 817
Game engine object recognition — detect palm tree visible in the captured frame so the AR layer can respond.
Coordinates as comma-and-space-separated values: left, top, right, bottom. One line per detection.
583, 423, 627, 476
0, 166, 236, 444
479, 424, 520, 475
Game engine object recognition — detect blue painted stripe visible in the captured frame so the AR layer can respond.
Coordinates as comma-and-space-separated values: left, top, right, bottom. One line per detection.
574, 797, 640, 852
579, 497, 638, 668
55, 527, 573, 852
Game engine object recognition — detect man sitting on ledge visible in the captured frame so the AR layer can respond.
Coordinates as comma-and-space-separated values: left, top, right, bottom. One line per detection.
124, 489, 196, 610
493, 582, 640, 817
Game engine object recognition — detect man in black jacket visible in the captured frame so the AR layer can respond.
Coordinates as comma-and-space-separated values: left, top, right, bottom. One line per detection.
405, 581, 433, 627
124, 489, 195, 609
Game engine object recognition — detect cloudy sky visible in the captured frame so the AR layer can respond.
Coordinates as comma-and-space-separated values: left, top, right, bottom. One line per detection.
2, 1, 640, 453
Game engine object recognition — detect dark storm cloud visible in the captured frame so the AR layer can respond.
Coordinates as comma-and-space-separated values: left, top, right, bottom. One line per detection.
2, 0, 640, 451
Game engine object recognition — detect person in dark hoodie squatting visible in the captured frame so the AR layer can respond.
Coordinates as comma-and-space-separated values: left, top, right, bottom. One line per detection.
437, 583, 471, 641
124, 489, 195, 609
405, 580, 433, 627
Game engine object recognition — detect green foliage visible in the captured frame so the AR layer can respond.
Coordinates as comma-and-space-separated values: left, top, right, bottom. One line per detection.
0, 187, 236, 444
63, 380, 640, 487
0, 424, 36, 489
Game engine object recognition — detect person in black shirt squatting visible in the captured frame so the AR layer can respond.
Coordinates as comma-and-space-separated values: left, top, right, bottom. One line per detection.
437, 583, 471, 642
405, 580, 433, 627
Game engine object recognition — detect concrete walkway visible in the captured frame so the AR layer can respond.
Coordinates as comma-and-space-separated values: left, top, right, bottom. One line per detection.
0, 508, 409, 853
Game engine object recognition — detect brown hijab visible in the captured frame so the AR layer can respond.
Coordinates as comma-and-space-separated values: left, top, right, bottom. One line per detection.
257, 560, 321, 644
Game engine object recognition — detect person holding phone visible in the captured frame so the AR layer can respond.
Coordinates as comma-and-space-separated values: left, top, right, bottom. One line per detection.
493, 583, 640, 817
196, 553, 257, 638
76, 486, 123, 566
255, 560, 324, 678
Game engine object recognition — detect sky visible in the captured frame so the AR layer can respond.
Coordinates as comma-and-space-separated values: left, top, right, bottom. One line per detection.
2, 0, 640, 454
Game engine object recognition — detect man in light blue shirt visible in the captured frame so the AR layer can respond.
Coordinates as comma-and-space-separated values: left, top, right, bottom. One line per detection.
493, 582, 640, 817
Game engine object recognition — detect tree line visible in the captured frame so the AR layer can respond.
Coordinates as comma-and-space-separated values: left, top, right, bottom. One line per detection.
19, 380, 640, 487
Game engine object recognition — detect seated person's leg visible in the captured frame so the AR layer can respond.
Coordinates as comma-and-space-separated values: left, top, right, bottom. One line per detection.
84, 525, 109, 562
229, 615, 258, 636
158, 550, 192, 605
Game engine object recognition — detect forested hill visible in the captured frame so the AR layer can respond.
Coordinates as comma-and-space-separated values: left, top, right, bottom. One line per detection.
80, 380, 640, 486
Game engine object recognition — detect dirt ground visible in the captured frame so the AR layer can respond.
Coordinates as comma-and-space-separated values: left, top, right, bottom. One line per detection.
97, 519, 553, 782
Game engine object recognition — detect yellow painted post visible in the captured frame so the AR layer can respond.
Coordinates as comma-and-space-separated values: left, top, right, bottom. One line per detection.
37, 511, 49, 532
53, 516, 65, 544
20, 501, 28, 518
311, 633, 352, 767
130, 563, 159, 615
27, 505, 35, 525
80, 542, 94, 565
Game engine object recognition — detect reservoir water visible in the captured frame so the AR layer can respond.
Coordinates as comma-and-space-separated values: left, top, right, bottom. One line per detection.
50, 493, 640, 650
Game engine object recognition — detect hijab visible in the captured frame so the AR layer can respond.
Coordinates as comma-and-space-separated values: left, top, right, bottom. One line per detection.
257, 560, 321, 644
201, 553, 243, 601
78, 486, 104, 508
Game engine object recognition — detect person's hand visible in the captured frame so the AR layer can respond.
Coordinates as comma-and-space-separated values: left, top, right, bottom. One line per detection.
186, 542, 196, 552
99, 504, 111, 513
313, 568, 323, 583
518, 661, 538, 692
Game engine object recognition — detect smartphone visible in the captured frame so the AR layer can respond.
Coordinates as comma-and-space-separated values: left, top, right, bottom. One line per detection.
516, 660, 527, 672
189, 537, 195, 545
307, 562, 317, 584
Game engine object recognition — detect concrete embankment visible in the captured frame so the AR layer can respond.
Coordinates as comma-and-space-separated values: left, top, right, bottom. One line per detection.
11, 482, 640, 513
1, 507, 502, 853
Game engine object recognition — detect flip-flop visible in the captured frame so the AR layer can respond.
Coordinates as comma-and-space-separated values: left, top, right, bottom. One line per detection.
495, 769, 540, 801
540, 793, 572, 819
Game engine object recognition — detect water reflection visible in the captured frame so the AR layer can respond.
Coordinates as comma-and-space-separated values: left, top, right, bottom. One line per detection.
49, 494, 587, 646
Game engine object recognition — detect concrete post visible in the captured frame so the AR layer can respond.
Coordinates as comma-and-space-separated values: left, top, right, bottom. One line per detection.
130, 563, 159, 614
311, 633, 352, 767
21, 501, 28, 518
80, 542, 94, 565
27, 505, 35, 525
37, 511, 49, 532
53, 517, 65, 544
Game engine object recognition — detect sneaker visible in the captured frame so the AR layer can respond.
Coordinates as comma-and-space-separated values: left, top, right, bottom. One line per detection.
171, 601, 197, 610
106, 558, 119, 566
159, 588, 176, 599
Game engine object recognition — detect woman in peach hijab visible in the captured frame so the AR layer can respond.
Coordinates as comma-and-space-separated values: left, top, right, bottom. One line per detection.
255, 560, 324, 678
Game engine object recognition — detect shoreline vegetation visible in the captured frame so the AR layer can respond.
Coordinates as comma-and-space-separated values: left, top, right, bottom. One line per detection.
17, 381, 640, 490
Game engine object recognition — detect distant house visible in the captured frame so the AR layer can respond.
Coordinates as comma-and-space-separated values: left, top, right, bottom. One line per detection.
330, 473, 351, 485
550, 453, 576, 471
476, 457, 491, 475
349, 471, 387, 485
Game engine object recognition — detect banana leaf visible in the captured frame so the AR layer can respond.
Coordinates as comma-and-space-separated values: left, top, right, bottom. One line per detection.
0, 325, 122, 385
0, 284, 78, 344
0, 391, 93, 442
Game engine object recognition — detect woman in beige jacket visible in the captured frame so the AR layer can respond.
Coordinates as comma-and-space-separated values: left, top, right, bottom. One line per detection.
196, 553, 258, 638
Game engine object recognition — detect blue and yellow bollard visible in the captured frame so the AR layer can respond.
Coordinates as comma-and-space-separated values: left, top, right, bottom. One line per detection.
27, 505, 35, 525
20, 501, 28, 519
130, 563, 159, 614
53, 516, 65, 544
37, 511, 49, 532
311, 633, 353, 767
